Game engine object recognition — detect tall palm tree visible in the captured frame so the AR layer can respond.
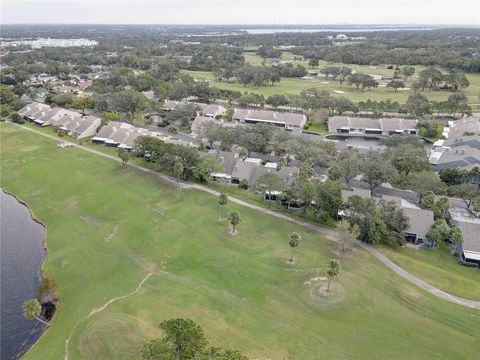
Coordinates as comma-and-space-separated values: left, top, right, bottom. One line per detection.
288, 232, 302, 263
23, 299, 50, 325
218, 193, 228, 220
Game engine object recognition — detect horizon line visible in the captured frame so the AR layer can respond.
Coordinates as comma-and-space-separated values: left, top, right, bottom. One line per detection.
2, 23, 480, 27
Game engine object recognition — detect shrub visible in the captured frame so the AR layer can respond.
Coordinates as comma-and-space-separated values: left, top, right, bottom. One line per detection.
239, 179, 248, 189
11, 113, 25, 124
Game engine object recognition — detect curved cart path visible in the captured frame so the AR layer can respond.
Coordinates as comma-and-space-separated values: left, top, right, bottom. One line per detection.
10, 123, 480, 310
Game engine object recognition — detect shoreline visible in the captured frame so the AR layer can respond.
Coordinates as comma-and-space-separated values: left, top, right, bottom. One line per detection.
1, 188, 56, 359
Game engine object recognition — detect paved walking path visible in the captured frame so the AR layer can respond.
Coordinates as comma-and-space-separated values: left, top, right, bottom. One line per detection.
9, 123, 480, 310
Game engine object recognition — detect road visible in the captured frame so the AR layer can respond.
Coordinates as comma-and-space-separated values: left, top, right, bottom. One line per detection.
7, 122, 480, 310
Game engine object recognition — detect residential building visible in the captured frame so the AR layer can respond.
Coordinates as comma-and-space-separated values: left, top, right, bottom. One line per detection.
328, 116, 418, 136
449, 207, 480, 265
162, 100, 183, 111
142, 90, 156, 100
209, 149, 299, 190
429, 117, 480, 171
233, 108, 307, 130
191, 116, 239, 137
17, 102, 79, 126
92, 121, 195, 149
17, 102, 101, 138
92, 121, 152, 149
18, 102, 56, 125
340, 190, 434, 244
195, 103, 226, 118
191, 116, 216, 136
402, 207, 435, 243
51, 114, 101, 139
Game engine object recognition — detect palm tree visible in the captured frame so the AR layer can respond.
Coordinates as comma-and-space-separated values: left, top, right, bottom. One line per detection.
173, 162, 184, 183
229, 211, 241, 234
218, 193, 228, 220
23, 299, 50, 325
288, 232, 301, 263
326, 259, 341, 292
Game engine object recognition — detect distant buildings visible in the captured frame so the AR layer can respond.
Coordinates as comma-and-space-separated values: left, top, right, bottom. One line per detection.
429, 117, 480, 171
1, 38, 98, 49
328, 116, 419, 136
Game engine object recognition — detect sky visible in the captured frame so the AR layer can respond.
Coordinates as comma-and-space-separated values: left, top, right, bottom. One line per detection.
1, 0, 479, 25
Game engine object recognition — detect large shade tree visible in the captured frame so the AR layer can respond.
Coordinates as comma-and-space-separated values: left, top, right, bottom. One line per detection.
362, 151, 397, 192
336, 219, 360, 252
329, 148, 362, 186
142, 318, 246, 360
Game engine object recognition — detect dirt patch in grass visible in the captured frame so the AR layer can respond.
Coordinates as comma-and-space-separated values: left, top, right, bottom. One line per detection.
105, 224, 120, 241
306, 277, 345, 306
333, 248, 357, 259
19, 145, 40, 152
79, 215, 101, 226
63, 196, 78, 211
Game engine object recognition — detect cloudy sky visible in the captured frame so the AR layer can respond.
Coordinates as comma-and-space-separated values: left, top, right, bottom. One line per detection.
2, 0, 479, 25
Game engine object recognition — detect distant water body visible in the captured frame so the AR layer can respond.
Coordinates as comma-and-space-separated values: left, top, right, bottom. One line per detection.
242, 27, 437, 34
1, 190, 47, 360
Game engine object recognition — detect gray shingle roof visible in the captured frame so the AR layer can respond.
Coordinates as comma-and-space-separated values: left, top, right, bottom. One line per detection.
233, 108, 306, 127
328, 116, 418, 133
403, 208, 434, 239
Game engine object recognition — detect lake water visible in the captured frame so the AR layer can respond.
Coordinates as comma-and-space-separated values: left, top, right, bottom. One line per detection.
1, 190, 47, 360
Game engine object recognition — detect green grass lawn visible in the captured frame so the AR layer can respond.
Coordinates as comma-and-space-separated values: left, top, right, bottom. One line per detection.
1, 123, 480, 360
377, 245, 480, 301
306, 122, 329, 135
185, 52, 480, 108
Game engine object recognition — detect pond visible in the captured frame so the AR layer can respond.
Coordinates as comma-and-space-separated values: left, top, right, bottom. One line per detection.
1, 190, 47, 360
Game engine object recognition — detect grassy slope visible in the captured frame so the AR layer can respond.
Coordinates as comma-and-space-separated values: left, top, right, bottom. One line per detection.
184, 52, 480, 107
1, 123, 479, 360
17, 123, 480, 302
377, 245, 480, 301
